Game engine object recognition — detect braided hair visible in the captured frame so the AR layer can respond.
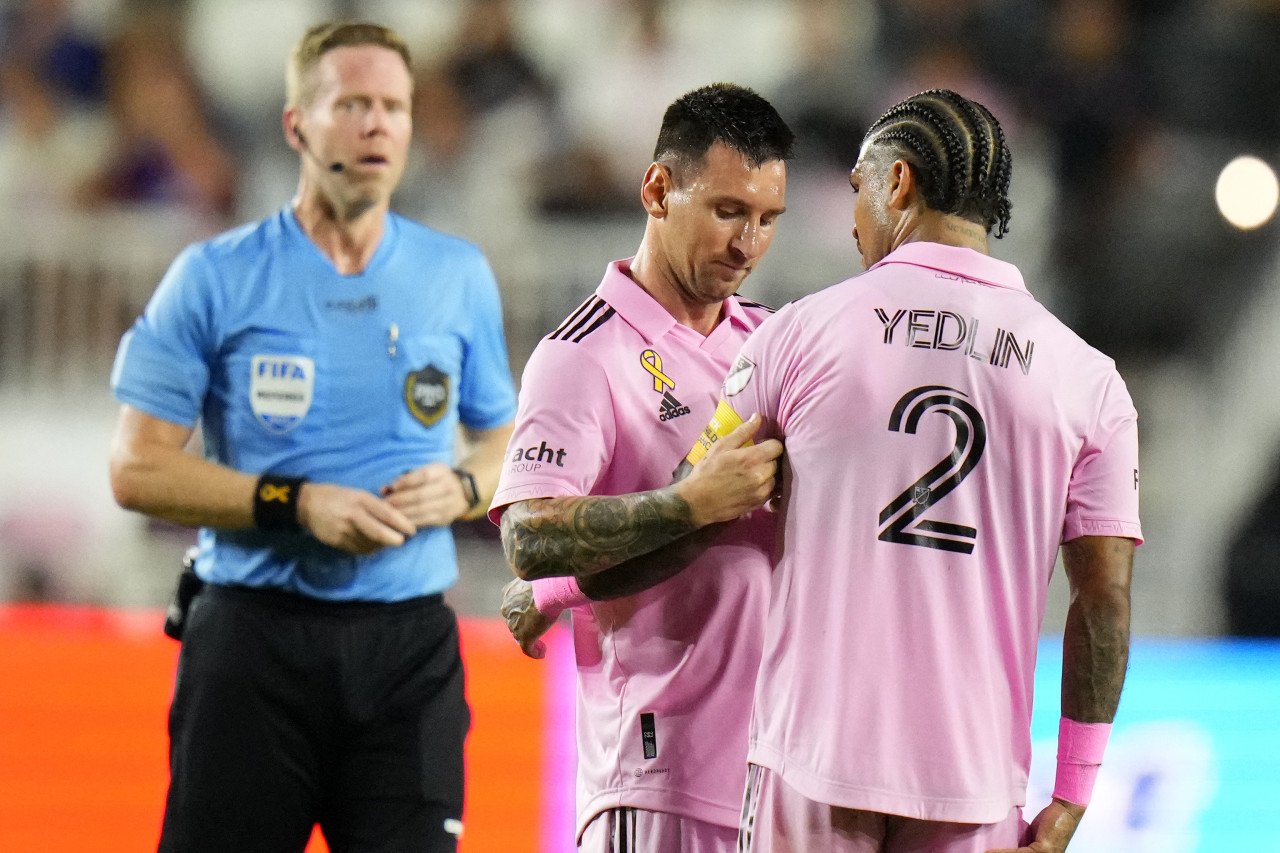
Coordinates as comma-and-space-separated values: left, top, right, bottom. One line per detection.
654, 83, 795, 182
862, 89, 1012, 238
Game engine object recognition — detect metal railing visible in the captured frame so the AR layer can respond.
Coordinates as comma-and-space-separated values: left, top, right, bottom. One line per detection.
0, 209, 203, 390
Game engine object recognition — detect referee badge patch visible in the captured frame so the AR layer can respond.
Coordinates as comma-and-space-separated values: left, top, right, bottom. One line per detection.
405, 364, 450, 427
250, 355, 315, 433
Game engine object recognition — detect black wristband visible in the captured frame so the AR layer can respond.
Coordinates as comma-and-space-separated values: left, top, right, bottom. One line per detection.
253, 474, 307, 531
453, 468, 480, 510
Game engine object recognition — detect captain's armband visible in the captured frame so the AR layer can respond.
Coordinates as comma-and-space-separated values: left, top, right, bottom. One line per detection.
683, 400, 750, 467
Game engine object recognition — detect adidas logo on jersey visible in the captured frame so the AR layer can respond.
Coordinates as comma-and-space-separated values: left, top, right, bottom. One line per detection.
658, 391, 691, 422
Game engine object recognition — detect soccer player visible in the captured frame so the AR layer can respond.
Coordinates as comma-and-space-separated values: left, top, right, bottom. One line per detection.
107, 23, 516, 852
489, 84, 793, 852
718, 89, 1140, 853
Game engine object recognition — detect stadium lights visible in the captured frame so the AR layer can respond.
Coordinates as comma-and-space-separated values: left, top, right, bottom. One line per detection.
1215, 154, 1279, 230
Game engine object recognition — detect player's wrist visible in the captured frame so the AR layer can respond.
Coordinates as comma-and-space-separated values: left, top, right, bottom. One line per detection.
670, 479, 710, 529
1050, 796, 1088, 820
1052, 717, 1112, 806
253, 473, 308, 531
532, 575, 589, 618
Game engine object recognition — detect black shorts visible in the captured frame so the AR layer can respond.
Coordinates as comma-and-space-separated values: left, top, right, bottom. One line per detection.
158, 584, 469, 853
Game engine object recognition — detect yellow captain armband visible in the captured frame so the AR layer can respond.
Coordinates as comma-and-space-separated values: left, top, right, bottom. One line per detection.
683, 400, 751, 467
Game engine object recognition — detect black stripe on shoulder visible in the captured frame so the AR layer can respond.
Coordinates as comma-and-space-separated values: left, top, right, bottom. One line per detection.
572, 306, 615, 342
733, 295, 775, 313
549, 296, 603, 341
558, 300, 608, 342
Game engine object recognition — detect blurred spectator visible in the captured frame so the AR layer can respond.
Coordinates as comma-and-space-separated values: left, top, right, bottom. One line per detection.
0, 0, 105, 106
535, 0, 683, 217
181, 0, 332, 220
447, 0, 558, 120
11, 560, 57, 602
541, 0, 789, 217
879, 39, 1021, 139
75, 11, 237, 225
1014, 0, 1154, 355
771, 0, 879, 173
1143, 0, 1280, 149
0, 0, 111, 212
1035, 0, 1147, 207
0, 501, 92, 602
400, 0, 563, 253
1021, 0, 1273, 362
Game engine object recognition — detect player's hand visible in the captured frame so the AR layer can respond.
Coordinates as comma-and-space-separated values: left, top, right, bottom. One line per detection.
986, 798, 1085, 853
500, 577, 556, 659
676, 413, 784, 528
381, 462, 469, 528
297, 482, 416, 554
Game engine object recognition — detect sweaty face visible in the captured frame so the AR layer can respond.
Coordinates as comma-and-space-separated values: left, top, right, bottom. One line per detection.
297, 45, 413, 205
849, 144, 897, 269
660, 141, 787, 306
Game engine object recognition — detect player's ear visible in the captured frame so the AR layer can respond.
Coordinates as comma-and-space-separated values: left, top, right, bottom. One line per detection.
641, 162, 671, 218
887, 158, 915, 211
283, 107, 303, 153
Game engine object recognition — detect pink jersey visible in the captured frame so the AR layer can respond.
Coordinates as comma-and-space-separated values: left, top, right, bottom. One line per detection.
723, 242, 1141, 824
490, 260, 776, 838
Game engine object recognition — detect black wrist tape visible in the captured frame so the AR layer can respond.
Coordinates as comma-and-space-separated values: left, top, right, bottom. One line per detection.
253, 474, 307, 530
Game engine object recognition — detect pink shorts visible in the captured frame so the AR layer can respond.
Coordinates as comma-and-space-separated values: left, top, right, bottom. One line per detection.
580, 806, 737, 853
739, 764, 1028, 853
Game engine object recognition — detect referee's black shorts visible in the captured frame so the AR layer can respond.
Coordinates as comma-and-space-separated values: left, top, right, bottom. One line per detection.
158, 584, 469, 853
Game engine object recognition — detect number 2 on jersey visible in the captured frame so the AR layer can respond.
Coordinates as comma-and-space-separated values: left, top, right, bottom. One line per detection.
877, 385, 987, 554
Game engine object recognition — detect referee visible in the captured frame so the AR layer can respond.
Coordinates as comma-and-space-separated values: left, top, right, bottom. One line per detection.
108, 22, 516, 853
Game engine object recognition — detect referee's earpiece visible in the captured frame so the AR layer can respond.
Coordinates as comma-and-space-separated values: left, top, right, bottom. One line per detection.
294, 126, 345, 173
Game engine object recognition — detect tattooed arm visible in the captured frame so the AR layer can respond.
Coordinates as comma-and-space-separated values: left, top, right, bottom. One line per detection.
1060, 535, 1134, 723
578, 522, 729, 598
500, 521, 733, 657
501, 488, 697, 580
500, 414, 781, 581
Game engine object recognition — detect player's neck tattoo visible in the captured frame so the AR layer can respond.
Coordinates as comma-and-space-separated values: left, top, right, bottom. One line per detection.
943, 220, 986, 242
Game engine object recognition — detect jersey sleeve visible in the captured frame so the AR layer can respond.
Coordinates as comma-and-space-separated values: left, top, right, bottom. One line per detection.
109, 243, 218, 428
487, 339, 615, 521
717, 304, 798, 442
457, 256, 518, 431
1063, 370, 1143, 543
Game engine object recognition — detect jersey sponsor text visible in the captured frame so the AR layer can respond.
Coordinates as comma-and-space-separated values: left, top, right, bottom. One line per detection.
509, 440, 568, 473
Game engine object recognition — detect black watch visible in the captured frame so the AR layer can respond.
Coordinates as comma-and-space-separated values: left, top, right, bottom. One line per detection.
453, 468, 480, 510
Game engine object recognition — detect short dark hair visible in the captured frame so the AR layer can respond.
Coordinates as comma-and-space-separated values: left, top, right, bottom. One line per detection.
862, 89, 1013, 238
653, 83, 795, 182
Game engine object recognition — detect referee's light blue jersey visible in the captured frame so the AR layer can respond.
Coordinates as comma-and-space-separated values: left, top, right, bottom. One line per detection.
111, 208, 517, 601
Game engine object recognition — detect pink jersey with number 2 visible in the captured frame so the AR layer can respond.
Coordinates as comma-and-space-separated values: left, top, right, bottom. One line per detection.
490, 260, 775, 838
723, 242, 1141, 823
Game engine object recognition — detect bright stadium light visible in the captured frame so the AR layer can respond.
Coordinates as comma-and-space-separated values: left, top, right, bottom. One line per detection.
1215, 155, 1279, 230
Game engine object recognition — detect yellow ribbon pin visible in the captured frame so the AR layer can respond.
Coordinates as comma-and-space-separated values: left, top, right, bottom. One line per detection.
640, 349, 675, 393
259, 484, 292, 503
